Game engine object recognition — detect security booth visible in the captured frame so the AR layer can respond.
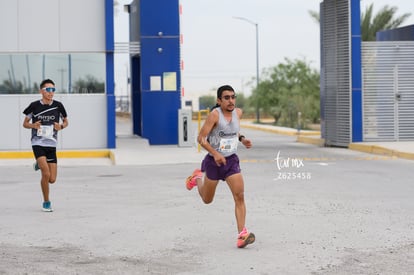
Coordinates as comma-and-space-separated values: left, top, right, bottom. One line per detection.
125, 0, 181, 145
178, 108, 193, 147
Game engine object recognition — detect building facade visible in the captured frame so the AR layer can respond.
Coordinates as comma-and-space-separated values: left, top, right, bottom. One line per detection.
0, 0, 116, 150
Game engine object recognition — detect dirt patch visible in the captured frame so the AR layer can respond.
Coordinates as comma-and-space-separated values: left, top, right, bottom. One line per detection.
313, 243, 414, 275
0, 243, 197, 275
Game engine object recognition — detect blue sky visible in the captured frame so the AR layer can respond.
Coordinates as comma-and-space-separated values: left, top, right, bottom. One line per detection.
115, 0, 414, 103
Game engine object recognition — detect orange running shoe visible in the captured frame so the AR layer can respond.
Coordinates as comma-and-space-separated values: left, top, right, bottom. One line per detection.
186, 169, 202, 190
237, 228, 255, 248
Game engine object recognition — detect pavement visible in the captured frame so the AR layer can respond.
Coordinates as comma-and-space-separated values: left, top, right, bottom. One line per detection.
242, 123, 414, 161
1, 116, 414, 166
1, 116, 414, 275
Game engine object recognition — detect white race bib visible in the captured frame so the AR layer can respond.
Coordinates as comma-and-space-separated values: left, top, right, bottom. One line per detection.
219, 137, 238, 154
37, 125, 54, 138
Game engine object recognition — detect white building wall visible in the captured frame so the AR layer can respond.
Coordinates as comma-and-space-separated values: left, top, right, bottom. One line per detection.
0, 0, 109, 151
2, 95, 107, 150
0, 0, 105, 52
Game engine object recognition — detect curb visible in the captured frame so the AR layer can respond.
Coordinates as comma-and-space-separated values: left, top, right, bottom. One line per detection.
2, 127, 414, 162
241, 123, 320, 137
296, 135, 325, 147
349, 143, 414, 160
0, 150, 111, 159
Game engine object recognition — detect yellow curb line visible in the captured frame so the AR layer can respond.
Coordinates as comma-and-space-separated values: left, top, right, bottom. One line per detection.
348, 143, 372, 154
241, 124, 320, 137
296, 136, 325, 147
0, 151, 34, 159
396, 151, 414, 160
348, 144, 414, 160
0, 150, 111, 159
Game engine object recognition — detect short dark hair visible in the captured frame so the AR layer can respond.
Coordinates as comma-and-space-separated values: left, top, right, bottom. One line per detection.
210, 85, 236, 111
40, 79, 55, 88
217, 85, 235, 99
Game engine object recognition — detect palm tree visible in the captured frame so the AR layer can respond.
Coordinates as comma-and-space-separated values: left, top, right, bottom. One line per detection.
361, 4, 411, 41
308, 10, 319, 24
309, 3, 411, 41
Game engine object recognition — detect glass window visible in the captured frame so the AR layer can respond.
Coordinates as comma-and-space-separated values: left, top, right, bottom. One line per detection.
0, 53, 105, 94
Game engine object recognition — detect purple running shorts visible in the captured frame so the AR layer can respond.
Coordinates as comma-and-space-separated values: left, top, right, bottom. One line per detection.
201, 153, 241, 181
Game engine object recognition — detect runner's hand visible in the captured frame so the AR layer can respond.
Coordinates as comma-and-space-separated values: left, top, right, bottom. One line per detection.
242, 138, 252, 149
213, 153, 226, 166
33, 120, 41, 129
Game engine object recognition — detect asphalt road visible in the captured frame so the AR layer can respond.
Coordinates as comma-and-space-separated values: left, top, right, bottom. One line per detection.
1, 128, 414, 274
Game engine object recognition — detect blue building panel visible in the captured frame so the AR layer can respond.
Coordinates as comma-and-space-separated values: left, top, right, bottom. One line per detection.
140, 38, 181, 91
377, 25, 414, 41
105, 0, 115, 148
141, 92, 180, 144
140, 0, 180, 36
128, 0, 181, 145
351, 0, 363, 142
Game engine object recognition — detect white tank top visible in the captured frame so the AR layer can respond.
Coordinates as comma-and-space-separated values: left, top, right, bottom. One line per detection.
208, 108, 240, 157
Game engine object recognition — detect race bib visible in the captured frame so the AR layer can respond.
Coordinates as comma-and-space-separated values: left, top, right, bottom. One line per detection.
219, 137, 238, 154
37, 125, 54, 138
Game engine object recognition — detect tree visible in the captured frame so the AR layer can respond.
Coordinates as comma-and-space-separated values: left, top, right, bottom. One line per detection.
199, 95, 216, 110
199, 93, 246, 111
250, 58, 320, 128
72, 75, 105, 93
309, 10, 320, 24
235, 93, 246, 109
309, 3, 411, 41
361, 4, 411, 41
0, 79, 31, 94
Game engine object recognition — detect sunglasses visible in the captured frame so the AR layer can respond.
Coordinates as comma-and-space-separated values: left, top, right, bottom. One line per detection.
221, 95, 237, 100
42, 87, 56, 92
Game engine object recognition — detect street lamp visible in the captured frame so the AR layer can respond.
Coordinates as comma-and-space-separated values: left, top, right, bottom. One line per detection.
233, 16, 260, 123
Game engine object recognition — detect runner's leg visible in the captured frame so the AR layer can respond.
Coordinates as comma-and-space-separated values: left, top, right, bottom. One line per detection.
197, 176, 219, 204
37, 156, 51, 202
226, 173, 246, 233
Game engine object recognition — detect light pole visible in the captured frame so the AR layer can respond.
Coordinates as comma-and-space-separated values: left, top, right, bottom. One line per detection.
233, 16, 260, 123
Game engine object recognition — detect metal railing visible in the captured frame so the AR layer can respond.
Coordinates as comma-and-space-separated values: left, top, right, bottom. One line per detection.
116, 95, 130, 112
114, 42, 140, 55
362, 41, 414, 141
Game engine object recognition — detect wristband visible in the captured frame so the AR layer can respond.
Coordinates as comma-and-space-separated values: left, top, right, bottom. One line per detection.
238, 135, 245, 142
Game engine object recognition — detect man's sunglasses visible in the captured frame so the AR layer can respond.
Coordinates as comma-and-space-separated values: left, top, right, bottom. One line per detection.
42, 87, 56, 92
220, 95, 237, 100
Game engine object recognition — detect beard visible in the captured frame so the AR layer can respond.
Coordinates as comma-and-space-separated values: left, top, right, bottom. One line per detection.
226, 105, 235, 112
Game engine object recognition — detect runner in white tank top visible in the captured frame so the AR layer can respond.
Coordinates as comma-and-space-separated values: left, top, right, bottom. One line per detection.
185, 85, 255, 248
